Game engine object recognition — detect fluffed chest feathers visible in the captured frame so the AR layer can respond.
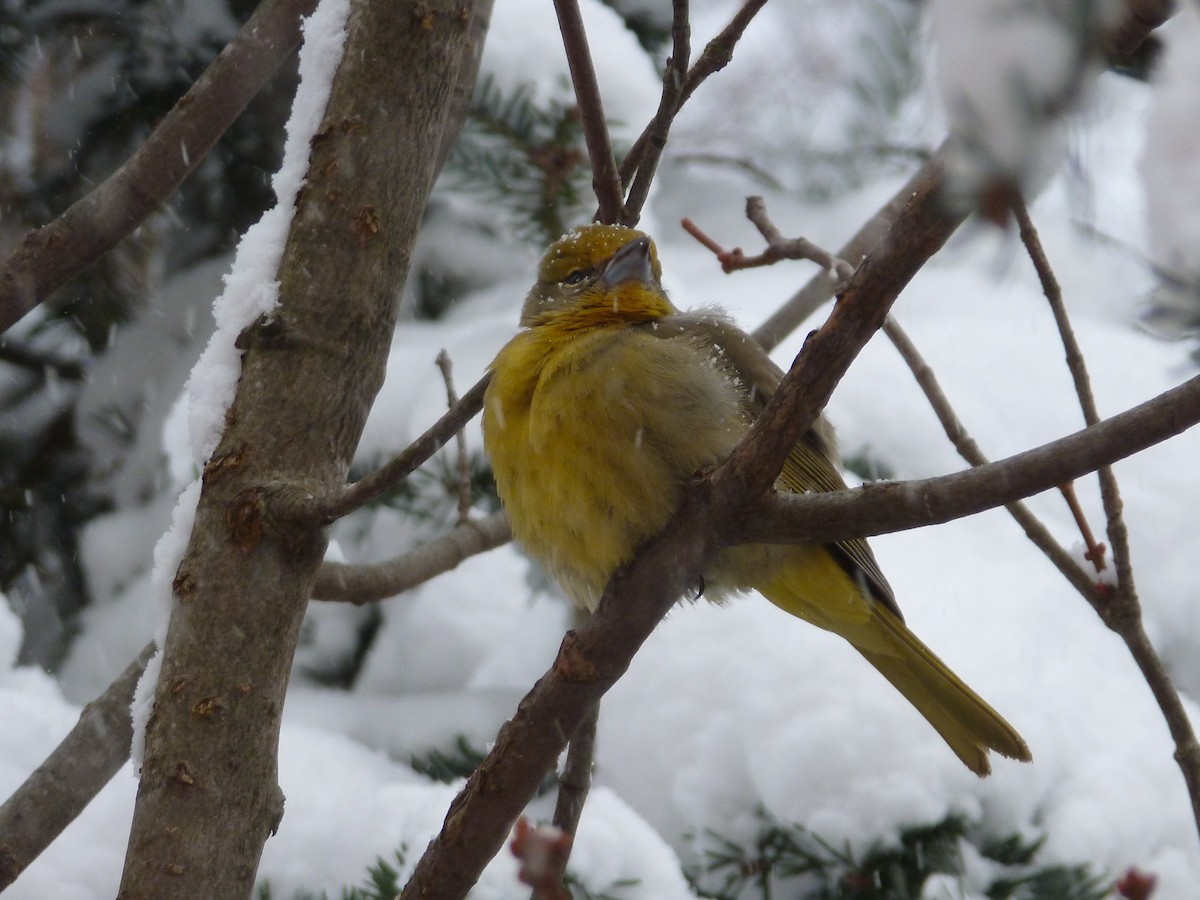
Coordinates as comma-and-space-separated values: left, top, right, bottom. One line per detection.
484, 327, 747, 609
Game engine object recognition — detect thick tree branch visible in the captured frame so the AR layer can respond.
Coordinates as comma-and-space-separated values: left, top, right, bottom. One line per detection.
0, 643, 155, 891
0, 0, 318, 336
117, 1, 486, 895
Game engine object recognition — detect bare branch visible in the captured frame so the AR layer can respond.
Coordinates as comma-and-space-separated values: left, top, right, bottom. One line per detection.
0, 643, 155, 890
619, 0, 690, 225
552, 0, 623, 224
619, 0, 769, 224
312, 511, 511, 603
713, 156, 957, 507
742, 373, 1200, 548
0, 0, 318, 336
1057, 479, 1108, 572
1014, 196, 1200, 843
881, 317, 1100, 599
751, 140, 952, 353
305, 373, 490, 525
682, 197, 855, 282
435, 350, 473, 523
674, 0, 769, 110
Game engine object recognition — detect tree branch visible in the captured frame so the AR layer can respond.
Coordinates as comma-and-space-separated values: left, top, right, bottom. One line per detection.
0, 0, 319, 336
552, 0, 623, 225
741, 373, 1200, 547
1013, 197, 1200, 844
0, 643, 155, 890
302, 373, 490, 525
751, 140, 950, 353
682, 196, 855, 281
619, 0, 769, 225
312, 511, 511, 603
618, 0, 690, 225
117, 1, 486, 895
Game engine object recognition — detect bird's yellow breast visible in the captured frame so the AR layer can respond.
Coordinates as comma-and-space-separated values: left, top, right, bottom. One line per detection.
483, 320, 747, 609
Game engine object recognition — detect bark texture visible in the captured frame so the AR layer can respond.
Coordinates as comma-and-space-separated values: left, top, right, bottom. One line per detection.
116, 1, 483, 897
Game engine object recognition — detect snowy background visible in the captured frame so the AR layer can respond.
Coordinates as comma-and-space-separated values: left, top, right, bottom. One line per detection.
3, 0, 1200, 896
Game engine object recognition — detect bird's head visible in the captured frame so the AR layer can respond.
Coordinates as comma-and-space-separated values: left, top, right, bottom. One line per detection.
520, 224, 676, 327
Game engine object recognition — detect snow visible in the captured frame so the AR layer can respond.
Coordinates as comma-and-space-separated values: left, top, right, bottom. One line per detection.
116, 0, 355, 759
1140, 4, 1200, 337
931, 0, 1123, 201
183, 0, 352, 467
5, 0, 1200, 897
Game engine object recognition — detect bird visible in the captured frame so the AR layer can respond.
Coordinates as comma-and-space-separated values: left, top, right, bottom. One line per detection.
482, 222, 1031, 776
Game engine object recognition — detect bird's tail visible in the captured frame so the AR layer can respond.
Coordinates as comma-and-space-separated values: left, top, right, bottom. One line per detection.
851, 604, 1031, 776
751, 551, 1031, 776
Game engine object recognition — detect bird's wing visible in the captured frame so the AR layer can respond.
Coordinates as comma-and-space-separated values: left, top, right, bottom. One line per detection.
642, 311, 903, 621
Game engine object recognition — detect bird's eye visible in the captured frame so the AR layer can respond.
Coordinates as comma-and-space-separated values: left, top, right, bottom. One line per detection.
562, 269, 587, 285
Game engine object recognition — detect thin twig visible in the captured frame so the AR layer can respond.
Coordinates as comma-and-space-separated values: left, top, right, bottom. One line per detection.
1013, 195, 1200, 844
311, 510, 511, 603
309, 373, 490, 524
881, 318, 1100, 598
619, 0, 769, 224
752, 140, 952, 353
551, 0, 623, 224
435, 350, 473, 523
619, 0, 690, 225
1057, 480, 1107, 571
682, 197, 854, 282
1013, 200, 1132, 583
0, 0, 319, 335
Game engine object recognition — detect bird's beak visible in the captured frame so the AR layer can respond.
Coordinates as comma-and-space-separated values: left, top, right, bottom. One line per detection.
601, 237, 654, 290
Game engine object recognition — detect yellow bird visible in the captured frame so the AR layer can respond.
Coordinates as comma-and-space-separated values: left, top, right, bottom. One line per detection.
482, 223, 1031, 776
